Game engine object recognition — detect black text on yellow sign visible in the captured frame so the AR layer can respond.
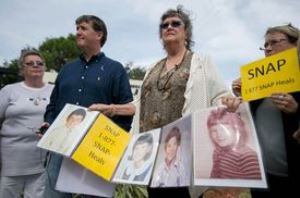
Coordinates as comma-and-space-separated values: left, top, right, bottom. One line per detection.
72, 114, 131, 181
241, 47, 300, 101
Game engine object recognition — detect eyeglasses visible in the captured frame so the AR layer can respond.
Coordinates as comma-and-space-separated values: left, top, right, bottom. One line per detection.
160, 20, 183, 29
259, 38, 287, 50
24, 61, 45, 67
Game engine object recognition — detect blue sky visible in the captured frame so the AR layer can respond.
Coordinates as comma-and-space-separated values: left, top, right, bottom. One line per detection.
0, 0, 299, 86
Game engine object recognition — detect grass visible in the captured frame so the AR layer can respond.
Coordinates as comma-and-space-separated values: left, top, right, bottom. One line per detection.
72, 184, 148, 198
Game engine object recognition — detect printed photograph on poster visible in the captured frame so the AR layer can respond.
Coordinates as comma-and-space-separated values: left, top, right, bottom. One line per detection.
37, 103, 99, 156
112, 128, 161, 185
193, 103, 267, 188
151, 115, 192, 188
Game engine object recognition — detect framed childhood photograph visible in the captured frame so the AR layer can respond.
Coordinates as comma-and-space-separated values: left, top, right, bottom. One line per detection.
112, 128, 161, 185
151, 115, 192, 188
38, 103, 99, 156
193, 103, 267, 188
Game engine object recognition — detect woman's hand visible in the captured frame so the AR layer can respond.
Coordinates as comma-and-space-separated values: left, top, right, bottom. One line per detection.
221, 96, 242, 112
270, 93, 298, 114
36, 122, 50, 138
232, 78, 242, 96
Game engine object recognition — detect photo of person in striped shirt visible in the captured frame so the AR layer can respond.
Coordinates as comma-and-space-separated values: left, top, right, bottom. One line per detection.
207, 108, 261, 179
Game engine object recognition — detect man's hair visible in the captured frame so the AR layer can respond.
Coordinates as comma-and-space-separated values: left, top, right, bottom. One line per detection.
18, 49, 44, 69
159, 5, 194, 50
207, 108, 248, 147
165, 126, 181, 146
76, 15, 108, 47
67, 108, 86, 121
132, 134, 153, 161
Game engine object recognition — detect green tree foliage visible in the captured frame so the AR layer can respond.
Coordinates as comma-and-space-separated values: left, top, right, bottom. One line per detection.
0, 59, 20, 88
39, 34, 80, 72
129, 67, 146, 80
72, 185, 148, 198
115, 184, 148, 198
0, 35, 80, 87
125, 62, 146, 80
1, 34, 145, 89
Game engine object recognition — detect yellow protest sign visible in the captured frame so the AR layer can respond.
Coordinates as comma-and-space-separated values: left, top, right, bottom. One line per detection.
241, 47, 300, 101
72, 114, 131, 181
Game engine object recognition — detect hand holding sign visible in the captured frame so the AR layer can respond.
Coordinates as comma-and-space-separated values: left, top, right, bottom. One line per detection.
270, 93, 299, 113
240, 47, 300, 101
221, 95, 243, 112
232, 78, 242, 97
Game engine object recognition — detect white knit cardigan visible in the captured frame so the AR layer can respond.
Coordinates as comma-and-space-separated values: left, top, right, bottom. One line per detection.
131, 52, 229, 135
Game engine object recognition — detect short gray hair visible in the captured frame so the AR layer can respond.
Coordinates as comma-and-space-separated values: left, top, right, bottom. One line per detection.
18, 49, 44, 69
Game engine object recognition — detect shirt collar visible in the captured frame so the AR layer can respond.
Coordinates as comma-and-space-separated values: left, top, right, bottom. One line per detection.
79, 52, 105, 63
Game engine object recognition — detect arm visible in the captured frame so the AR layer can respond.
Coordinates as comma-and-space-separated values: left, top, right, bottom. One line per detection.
44, 74, 61, 124
202, 55, 230, 106
0, 85, 11, 128
182, 53, 229, 114
221, 77, 243, 112
110, 62, 134, 131
88, 103, 135, 116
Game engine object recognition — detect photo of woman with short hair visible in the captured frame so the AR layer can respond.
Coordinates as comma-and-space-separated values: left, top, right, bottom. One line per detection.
207, 108, 261, 179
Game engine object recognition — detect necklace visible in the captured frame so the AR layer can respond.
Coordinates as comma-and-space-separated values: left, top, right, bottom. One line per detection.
156, 50, 188, 91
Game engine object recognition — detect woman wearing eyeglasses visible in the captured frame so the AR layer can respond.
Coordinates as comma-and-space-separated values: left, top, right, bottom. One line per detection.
0, 50, 53, 198
227, 24, 300, 197
132, 6, 228, 198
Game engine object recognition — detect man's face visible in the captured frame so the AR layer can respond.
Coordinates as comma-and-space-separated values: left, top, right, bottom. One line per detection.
66, 114, 84, 128
132, 142, 151, 162
76, 21, 101, 50
264, 31, 295, 57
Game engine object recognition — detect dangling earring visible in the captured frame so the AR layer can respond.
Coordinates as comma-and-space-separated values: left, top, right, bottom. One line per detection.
184, 40, 188, 48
